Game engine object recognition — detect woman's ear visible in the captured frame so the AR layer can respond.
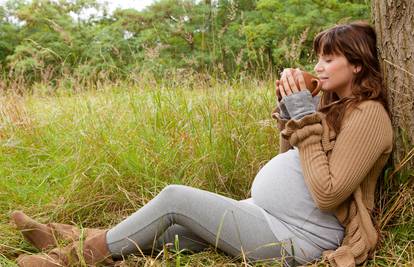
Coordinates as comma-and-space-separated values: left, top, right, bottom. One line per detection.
354, 65, 362, 74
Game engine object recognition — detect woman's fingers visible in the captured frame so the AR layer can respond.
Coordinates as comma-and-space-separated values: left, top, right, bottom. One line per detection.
285, 69, 299, 93
295, 68, 307, 91
281, 68, 297, 96
281, 74, 291, 96
279, 68, 303, 98
279, 83, 286, 98
275, 80, 282, 101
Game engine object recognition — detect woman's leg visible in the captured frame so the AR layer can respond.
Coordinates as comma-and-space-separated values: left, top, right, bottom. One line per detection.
107, 184, 290, 262
152, 224, 210, 253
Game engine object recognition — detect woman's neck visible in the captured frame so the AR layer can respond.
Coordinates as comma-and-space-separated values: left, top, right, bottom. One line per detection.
335, 84, 354, 98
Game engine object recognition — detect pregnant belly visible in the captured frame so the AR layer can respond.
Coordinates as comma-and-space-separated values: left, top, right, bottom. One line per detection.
251, 148, 316, 221
251, 148, 344, 249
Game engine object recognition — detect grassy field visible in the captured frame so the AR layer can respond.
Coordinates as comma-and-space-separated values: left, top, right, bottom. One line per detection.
0, 80, 412, 266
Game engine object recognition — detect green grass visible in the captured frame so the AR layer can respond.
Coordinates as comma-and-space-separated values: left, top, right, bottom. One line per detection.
0, 80, 412, 266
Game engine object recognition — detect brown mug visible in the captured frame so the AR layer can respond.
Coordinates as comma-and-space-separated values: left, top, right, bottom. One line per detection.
277, 70, 322, 101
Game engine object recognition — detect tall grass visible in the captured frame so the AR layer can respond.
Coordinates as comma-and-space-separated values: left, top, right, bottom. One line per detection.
0, 79, 281, 266
0, 79, 412, 266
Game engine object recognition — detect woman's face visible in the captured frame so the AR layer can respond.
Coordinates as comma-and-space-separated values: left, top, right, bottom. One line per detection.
314, 53, 358, 98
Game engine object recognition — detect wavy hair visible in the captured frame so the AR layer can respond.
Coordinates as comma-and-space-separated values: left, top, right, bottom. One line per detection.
313, 21, 389, 134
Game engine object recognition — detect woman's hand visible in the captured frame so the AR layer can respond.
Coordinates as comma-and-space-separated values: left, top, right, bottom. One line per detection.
275, 68, 305, 120
275, 68, 317, 120
277, 68, 307, 98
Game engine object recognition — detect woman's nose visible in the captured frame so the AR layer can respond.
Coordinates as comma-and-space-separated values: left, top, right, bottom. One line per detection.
314, 62, 323, 73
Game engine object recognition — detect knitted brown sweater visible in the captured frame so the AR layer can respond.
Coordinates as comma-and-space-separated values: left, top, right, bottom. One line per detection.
272, 100, 393, 267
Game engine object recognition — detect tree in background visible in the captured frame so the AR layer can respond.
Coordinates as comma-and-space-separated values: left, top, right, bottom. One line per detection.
3, 0, 102, 88
0, 0, 371, 90
372, 1, 413, 181
0, 4, 19, 65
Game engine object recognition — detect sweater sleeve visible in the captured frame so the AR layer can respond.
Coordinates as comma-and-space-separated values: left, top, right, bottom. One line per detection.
282, 101, 392, 212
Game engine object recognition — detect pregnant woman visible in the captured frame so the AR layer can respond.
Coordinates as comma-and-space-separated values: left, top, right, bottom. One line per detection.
12, 21, 393, 267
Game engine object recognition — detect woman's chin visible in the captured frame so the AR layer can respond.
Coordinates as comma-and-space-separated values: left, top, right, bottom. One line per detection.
321, 87, 333, 93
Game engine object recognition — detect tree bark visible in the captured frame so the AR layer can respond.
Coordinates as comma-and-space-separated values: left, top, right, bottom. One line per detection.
371, 0, 414, 174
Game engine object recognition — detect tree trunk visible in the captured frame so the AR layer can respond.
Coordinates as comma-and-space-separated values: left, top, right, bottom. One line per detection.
371, 0, 414, 174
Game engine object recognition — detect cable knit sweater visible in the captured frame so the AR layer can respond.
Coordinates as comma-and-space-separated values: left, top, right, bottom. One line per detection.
272, 100, 393, 267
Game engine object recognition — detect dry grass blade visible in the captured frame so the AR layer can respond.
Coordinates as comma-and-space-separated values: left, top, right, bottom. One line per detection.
379, 181, 413, 230
0, 95, 32, 137
393, 241, 412, 267
378, 145, 414, 229
384, 59, 414, 80
387, 147, 414, 180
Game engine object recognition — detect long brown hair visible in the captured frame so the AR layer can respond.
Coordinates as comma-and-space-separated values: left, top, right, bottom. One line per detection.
313, 21, 389, 134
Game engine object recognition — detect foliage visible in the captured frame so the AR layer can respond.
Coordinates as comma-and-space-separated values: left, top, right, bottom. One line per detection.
0, 0, 370, 90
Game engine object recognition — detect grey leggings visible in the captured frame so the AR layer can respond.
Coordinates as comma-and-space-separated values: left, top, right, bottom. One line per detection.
106, 185, 294, 264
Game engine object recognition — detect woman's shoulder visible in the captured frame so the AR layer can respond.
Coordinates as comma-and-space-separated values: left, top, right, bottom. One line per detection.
347, 100, 390, 120
341, 100, 393, 150
357, 99, 387, 110
343, 100, 392, 131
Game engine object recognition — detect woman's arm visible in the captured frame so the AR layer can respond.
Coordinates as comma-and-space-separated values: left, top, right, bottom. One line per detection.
271, 91, 321, 154
272, 79, 293, 154
282, 101, 393, 212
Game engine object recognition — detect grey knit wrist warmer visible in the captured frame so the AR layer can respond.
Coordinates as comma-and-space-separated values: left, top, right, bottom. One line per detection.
278, 101, 290, 120
281, 90, 317, 120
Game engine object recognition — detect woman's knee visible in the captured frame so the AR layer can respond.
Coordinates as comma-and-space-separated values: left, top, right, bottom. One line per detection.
159, 184, 190, 200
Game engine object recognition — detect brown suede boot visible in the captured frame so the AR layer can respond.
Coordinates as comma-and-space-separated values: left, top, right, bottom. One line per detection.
16, 252, 62, 267
11, 210, 105, 250
16, 231, 114, 267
